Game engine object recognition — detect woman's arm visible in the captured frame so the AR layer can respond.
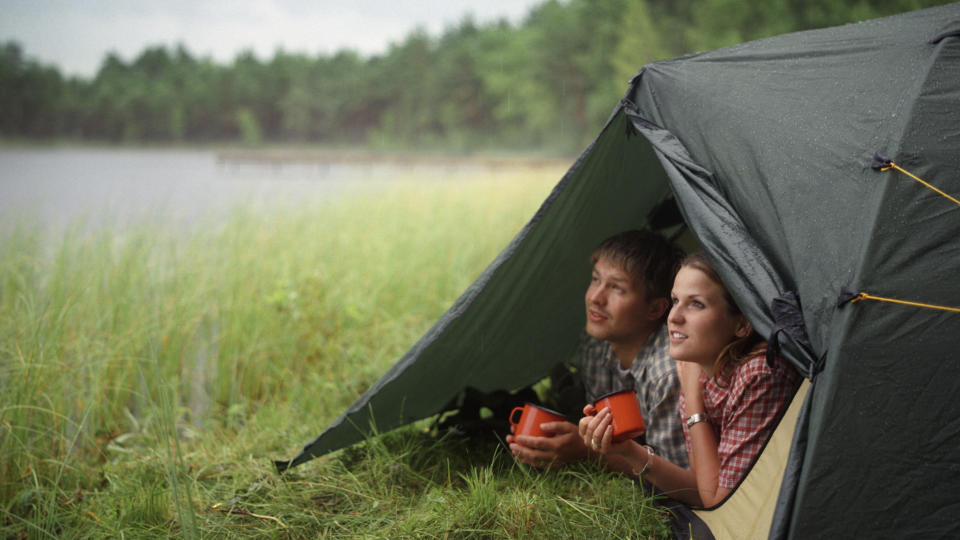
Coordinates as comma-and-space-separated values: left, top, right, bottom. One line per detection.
676, 360, 730, 507
579, 406, 701, 506
684, 416, 730, 506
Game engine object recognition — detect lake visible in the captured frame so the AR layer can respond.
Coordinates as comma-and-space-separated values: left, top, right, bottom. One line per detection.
0, 147, 514, 234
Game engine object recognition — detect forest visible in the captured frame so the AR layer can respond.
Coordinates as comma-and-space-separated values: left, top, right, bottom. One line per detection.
1, 0, 951, 153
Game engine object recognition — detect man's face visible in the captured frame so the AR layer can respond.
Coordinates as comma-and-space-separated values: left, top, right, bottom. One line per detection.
584, 257, 659, 346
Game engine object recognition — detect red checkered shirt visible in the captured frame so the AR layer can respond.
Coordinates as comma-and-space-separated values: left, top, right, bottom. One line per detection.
678, 351, 800, 489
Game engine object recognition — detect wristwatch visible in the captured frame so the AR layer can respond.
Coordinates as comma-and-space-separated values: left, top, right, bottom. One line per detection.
686, 413, 707, 428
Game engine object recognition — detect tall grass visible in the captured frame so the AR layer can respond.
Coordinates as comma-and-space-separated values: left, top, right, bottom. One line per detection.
0, 166, 673, 538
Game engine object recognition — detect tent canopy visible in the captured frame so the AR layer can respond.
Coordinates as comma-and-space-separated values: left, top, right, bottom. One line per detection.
279, 4, 960, 538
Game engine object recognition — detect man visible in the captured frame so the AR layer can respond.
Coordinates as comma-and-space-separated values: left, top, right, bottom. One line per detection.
507, 230, 689, 473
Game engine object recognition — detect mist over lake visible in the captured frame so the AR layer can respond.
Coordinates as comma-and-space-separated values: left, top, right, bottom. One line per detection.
0, 147, 496, 234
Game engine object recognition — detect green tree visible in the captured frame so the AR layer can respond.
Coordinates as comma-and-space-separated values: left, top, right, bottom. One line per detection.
366, 27, 438, 147
612, 1, 674, 87
235, 106, 261, 144
2, 0, 957, 148
472, 20, 538, 147
0, 42, 68, 137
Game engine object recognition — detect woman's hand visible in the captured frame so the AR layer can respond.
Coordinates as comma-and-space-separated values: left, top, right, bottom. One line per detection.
582, 400, 703, 505
578, 404, 630, 457
677, 360, 705, 412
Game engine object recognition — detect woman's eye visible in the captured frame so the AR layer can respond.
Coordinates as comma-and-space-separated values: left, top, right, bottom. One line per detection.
692, 300, 705, 309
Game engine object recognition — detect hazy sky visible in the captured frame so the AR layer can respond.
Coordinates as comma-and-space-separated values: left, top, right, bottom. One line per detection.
1, 0, 545, 78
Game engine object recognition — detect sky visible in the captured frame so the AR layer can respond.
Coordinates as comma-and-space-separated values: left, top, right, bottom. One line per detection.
1, 0, 545, 78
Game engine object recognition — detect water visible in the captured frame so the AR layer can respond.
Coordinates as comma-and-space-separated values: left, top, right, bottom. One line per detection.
0, 147, 461, 233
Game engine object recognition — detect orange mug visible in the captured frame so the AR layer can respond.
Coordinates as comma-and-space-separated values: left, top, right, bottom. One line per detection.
509, 403, 566, 440
593, 389, 645, 443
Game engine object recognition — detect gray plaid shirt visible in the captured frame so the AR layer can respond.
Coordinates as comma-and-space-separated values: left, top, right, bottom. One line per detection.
580, 325, 688, 468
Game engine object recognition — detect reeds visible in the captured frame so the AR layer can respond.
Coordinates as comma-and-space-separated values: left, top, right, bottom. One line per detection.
1, 167, 672, 538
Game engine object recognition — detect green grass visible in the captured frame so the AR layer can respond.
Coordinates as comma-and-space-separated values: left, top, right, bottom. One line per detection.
0, 166, 673, 538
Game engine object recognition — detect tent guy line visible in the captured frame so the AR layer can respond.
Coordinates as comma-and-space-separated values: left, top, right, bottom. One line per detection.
872, 153, 960, 207
841, 289, 960, 314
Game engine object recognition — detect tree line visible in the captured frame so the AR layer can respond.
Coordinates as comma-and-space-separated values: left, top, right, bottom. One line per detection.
0, 0, 947, 153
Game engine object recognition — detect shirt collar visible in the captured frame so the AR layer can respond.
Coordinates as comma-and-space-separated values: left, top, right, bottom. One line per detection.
602, 324, 669, 378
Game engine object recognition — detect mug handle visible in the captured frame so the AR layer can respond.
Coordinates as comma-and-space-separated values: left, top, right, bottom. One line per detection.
509, 406, 524, 427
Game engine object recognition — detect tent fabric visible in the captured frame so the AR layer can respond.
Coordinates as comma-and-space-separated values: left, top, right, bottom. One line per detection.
622, 6, 960, 537
278, 4, 960, 538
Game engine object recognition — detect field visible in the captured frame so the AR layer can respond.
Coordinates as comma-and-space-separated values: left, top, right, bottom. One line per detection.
0, 166, 672, 538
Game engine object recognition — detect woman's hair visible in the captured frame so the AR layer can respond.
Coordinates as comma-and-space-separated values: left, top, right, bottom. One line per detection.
680, 252, 765, 378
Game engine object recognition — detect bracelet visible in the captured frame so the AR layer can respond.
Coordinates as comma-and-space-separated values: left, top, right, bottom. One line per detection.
636, 445, 655, 477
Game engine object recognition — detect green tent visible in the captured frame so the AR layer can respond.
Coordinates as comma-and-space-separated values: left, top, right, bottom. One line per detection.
278, 4, 960, 538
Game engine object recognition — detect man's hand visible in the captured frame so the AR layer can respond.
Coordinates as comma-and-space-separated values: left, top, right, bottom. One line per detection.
507, 420, 587, 469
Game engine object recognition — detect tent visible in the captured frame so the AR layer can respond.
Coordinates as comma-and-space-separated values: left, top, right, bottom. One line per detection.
277, 4, 960, 538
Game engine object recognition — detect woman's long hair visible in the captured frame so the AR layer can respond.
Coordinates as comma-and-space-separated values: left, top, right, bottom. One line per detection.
680, 252, 765, 379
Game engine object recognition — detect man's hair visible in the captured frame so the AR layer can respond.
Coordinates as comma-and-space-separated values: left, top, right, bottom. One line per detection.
589, 229, 684, 303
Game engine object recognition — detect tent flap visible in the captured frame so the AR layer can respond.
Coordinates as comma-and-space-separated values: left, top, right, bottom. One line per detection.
277, 110, 676, 471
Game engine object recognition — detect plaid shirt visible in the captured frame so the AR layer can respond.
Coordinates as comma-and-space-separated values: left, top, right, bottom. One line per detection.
679, 351, 800, 489
580, 325, 688, 468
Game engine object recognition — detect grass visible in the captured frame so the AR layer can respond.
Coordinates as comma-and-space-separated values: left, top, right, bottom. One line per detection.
0, 165, 674, 538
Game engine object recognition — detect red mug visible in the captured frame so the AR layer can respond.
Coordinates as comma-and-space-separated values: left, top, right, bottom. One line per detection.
509, 403, 566, 441
593, 389, 645, 443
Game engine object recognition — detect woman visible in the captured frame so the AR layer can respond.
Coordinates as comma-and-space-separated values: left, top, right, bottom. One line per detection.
578, 252, 800, 507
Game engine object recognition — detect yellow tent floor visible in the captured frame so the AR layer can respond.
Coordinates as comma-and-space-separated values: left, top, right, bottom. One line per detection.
689, 379, 811, 539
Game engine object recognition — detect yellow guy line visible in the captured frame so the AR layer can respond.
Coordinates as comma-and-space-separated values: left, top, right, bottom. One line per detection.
851, 292, 960, 313
881, 161, 960, 207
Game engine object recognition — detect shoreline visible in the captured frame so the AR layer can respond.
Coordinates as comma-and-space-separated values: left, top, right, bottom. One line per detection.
0, 139, 576, 168
215, 148, 573, 169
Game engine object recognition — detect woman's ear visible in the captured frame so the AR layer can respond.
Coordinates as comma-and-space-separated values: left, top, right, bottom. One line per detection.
735, 318, 752, 338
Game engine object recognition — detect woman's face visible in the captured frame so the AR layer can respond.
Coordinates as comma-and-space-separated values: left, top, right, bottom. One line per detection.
667, 266, 747, 372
